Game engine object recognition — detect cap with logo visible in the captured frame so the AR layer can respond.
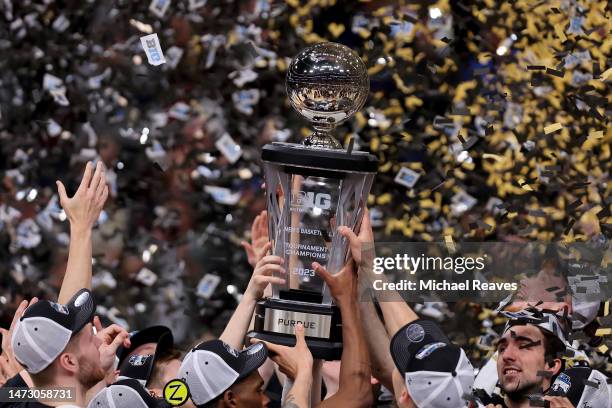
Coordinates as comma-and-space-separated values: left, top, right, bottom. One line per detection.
118, 354, 156, 387
87, 378, 163, 408
11, 288, 96, 374
500, 308, 571, 348
117, 325, 174, 367
390, 319, 475, 408
548, 366, 611, 407
178, 340, 268, 407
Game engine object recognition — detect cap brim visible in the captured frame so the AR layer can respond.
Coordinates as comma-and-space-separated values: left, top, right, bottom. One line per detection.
118, 326, 174, 365
237, 342, 268, 382
66, 289, 96, 335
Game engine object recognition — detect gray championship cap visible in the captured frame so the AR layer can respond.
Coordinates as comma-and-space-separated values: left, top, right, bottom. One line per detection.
11, 289, 96, 374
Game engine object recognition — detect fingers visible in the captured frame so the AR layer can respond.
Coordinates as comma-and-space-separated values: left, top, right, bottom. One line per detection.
260, 241, 272, 256
99, 185, 109, 207
257, 210, 268, 235
294, 323, 306, 346
93, 316, 103, 334
255, 254, 284, 269
338, 226, 360, 261
77, 161, 94, 193
256, 263, 286, 276
56, 180, 69, 203
10, 300, 29, 333
241, 241, 253, 253
251, 214, 260, 237
0, 328, 8, 352
543, 396, 573, 408
362, 208, 371, 229
90, 161, 105, 196
101, 324, 126, 338
312, 262, 332, 286
94, 171, 107, 203
253, 275, 286, 287
106, 331, 130, 355
250, 338, 283, 356
0, 356, 10, 381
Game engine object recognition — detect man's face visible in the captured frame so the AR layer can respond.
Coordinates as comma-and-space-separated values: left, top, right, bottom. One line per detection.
75, 323, 105, 388
496, 325, 552, 397
229, 371, 270, 408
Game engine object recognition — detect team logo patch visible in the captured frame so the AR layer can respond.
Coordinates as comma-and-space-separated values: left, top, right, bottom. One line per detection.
49, 301, 69, 315
405, 323, 425, 343
129, 355, 152, 366
551, 373, 571, 394
415, 342, 447, 360
246, 343, 263, 355
74, 291, 90, 307
222, 342, 239, 358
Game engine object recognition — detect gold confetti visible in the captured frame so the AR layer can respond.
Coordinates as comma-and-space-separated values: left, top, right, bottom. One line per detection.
554, 24, 567, 42
544, 123, 563, 134
444, 235, 456, 254
595, 328, 612, 336
327, 23, 345, 38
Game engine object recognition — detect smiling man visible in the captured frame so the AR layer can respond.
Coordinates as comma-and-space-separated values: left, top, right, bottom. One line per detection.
495, 310, 569, 408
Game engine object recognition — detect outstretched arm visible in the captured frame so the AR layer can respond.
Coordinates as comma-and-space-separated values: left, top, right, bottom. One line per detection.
314, 257, 373, 408
341, 212, 416, 391
220, 243, 286, 349
57, 161, 108, 304
359, 297, 396, 391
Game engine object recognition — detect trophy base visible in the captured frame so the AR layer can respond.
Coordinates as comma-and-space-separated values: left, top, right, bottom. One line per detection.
246, 298, 343, 360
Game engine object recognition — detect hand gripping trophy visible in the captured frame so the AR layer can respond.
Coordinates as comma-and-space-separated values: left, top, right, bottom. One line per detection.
247, 42, 378, 359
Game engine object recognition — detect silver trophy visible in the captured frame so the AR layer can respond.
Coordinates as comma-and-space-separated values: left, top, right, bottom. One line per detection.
247, 43, 377, 359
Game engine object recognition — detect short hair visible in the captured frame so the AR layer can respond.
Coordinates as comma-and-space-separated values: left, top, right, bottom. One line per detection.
29, 362, 58, 387
148, 348, 183, 389
541, 330, 566, 375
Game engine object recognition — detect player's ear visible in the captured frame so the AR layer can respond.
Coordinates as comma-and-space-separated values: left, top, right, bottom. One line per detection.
548, 358, 562, 375
223, 389, 238, 407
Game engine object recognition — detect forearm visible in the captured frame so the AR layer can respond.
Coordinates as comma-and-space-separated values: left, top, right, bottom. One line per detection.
359, 298, 395, 391
361, 264, 418, 337
319, 298, 372, 408
283, 371, 312, 408
58, 226, 93, 304
310, 359, 322, 406
219, 293, 257, 350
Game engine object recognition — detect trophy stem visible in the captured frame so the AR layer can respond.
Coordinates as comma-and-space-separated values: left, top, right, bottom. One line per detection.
304, 129, 342, 149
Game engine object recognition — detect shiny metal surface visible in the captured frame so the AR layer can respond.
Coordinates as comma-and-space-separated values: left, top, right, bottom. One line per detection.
286, 42, 369, 149
263, 308, 332, 338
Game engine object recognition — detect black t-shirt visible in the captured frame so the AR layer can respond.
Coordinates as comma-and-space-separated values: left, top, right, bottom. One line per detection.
0, 374, 53, 408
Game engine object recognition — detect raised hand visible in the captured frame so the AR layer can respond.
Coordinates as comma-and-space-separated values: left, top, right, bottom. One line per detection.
312, 259, 358, 306
244, 242, 286, 300
335, 208, 373, 265
56, 161, 108, 231
0, 298, 38, 383
241, 210, 270, 268
93, 316, 130, 374
252, 323, 313, 380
